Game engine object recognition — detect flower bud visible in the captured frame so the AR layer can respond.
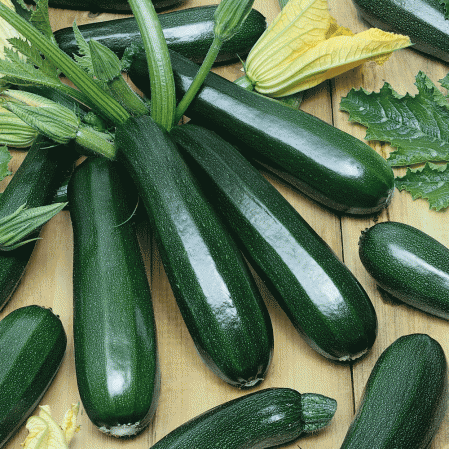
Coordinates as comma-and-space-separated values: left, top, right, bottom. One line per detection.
214, 0, 256, 42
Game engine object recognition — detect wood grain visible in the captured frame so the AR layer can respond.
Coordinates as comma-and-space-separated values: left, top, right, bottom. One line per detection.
1, 0, 449, 448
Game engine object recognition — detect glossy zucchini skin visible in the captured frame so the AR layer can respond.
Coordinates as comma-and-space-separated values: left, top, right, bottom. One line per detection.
171, 124, 377, 361
115, 116, 274, 388
150, 388, 337, 449
69, 157, 159, 437
359, 221, 449, 320
353, 0, 449, 62
0, 137, 77, 310
54, 5, 266, 64
26, 0, 185, 12
0, 305, 67, 448
340, 333, 448, 449
128, 50, 394, 215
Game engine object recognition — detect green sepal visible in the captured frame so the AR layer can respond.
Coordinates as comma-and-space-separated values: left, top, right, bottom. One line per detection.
0, 145, 12, 182
0, 202, 67, 250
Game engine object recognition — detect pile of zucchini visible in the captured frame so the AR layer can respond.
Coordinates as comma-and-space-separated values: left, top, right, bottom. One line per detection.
1, 1, 448, 449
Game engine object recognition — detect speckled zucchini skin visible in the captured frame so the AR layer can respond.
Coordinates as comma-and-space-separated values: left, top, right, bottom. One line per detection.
69, 157, 160, 437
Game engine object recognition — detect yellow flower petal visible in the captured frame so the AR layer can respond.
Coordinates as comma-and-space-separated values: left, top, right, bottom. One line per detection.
21, 417, 49, 449
38, 406, 69, 449
246, 0, 331, 79
60, 403, 80, 444
253, 27, 411, 96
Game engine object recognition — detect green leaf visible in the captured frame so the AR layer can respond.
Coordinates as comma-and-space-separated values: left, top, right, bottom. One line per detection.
440, 0, 449, 19
0, 145, 12, 182
71, 21, 95, 75
439, 72, 449, 91
29, 0, 55, 44
395, 163, 449, 211
340, 71, 449, 167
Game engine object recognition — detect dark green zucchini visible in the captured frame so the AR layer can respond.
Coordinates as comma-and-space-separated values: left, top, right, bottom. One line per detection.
54, 5, 266, 64
352, 0, 449, 62
359, 221, 449, 320
171, 124, 377, 361
150, 388, 337, 448
69, 156, 159, 437
26, 0, 185, 12
128, 50, 395, 215
340, 333, 447, 448
0, 137, 78, 310
0, 305, 67, 448
115, 115, 274, 389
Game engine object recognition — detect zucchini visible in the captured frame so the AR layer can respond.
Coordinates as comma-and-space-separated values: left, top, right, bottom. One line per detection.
115, 115, 274, 389
0, 137, 77, 310
0, 305, 67, 448
54, 5, 267, 64
352, 0, 449, 62
149, 388, 337, 448
359, 221, 449, 320
69, 156, 159, 437
171, 124, 377, 361
340, 333, 448, 448
128, 50, 395, 215
26, 0, 185, 12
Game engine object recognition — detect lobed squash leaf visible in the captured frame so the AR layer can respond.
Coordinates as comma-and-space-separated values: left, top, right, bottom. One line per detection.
395, 163, 449, 211
340, 71, 449, 167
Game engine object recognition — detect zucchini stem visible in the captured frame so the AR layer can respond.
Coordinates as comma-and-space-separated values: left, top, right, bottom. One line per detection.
127, 0, 176, 131
0, 3, 130, 126
174, 36, 223, 124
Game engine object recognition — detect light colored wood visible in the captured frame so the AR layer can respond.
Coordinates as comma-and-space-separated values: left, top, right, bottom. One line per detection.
1, 0, 449, 448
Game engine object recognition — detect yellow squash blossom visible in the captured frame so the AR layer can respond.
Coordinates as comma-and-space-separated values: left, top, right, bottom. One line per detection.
21, 404, 80, 449
243, 0, 411, 96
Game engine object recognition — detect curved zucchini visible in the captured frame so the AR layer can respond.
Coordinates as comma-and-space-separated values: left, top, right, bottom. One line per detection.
54, 5, 267, 64
352, 0, 449, 62
171, 124, 377, 361
26, 0, 185, 12
128, 50, 395, 215
150, 388, 337, 448
115, 115, 274, 388
69, 157, 159, 437
359, 221, 449, 320
340, 333, 448, 448
0, 305, 67, 448
0, 137, 77, 310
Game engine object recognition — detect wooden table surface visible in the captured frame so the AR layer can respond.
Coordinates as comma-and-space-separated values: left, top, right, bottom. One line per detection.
2, 0, 449, 448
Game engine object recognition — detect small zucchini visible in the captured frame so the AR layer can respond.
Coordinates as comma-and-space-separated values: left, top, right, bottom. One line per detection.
128, 50, 395, 215
359, 221, 449, 320
171, 124, 377, 361
0, 137, 77, 310
340, 333, 448, 448
54, 5, 267, 64
115, 115, 274, 388
150, 388, 337, 449
0, 305, 67, 448
26, 0, 185, 12
352, 0, 449, 62
69, 157, 159, 437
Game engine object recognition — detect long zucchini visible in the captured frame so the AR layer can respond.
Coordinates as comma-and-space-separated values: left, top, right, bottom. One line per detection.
128, 50, 395, 215
0, 137, 77, 310
340, 333, 447, 448
69, 156, 159, 437
352, 0, 449, 62
54, 5, 267, 64
359, 221, 449, 320
149, 388, 337, 448
26, 0, 185, 12
0, 305, 67, 448
171, 124, 377, 361
115, 115, 274, 389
